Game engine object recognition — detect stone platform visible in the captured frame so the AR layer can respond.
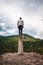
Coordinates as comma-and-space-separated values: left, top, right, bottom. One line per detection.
0, 53, 43, 65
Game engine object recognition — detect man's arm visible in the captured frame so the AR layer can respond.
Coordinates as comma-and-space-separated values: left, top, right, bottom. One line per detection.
22, 21, 24, 28
17, 21, 19, 27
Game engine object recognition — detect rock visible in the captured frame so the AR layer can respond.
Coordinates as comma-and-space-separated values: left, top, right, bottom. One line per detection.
18, 35, 24, 54
0, 53, 43, 65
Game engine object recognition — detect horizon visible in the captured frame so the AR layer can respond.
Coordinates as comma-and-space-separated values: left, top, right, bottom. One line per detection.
0, 33, 42, 40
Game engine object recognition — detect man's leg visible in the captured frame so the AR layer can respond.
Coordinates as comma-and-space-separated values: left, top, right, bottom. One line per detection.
19, 27, 21, 35
19, 25, 22, 35
18, 25, 23, 35
19, 28, 20, 35
21, 26, 23, 35
18, 26, 20, 35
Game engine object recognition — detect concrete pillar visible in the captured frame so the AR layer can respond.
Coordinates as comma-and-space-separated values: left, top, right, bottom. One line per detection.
18, 35, 24, 54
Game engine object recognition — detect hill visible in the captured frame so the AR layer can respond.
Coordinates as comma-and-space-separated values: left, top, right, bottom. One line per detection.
0, 34, 43, 54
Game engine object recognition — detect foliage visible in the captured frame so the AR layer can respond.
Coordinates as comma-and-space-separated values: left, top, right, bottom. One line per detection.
0, 34, 43, 54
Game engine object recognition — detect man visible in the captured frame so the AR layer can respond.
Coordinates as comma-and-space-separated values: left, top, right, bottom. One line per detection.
17, 17, 24, 35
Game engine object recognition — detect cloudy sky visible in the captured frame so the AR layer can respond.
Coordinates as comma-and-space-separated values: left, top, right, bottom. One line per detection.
0, 0, 43, 39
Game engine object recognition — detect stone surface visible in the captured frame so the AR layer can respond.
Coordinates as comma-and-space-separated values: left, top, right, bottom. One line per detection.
0, 53, 43, 65
18, 36, 24, 54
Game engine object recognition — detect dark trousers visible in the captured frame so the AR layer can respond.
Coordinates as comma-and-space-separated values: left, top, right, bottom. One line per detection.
18, 25, 23, 35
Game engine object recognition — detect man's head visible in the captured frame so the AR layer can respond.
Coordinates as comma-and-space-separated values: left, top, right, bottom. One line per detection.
19, 17, 22, 19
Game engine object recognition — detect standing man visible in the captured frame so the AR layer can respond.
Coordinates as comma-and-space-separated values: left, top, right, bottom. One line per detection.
17, 17, 24, 35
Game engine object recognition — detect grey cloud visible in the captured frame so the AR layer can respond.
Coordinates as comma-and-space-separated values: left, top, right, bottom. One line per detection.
0, 23, 15, 31
23, 28, 37, 36
0, 0, 43, 39
0, 26, 5, 31
6, 24, 15, 29
23, 0, 43, 12
0, 14, 5, 23
35, 32, 43, 39
40, 33, 43, 39
40, 32, 43, 36
41, 19, 43, 22
0, 23, 16, 36
0, 14, 11, 23
0, 14, 15, 30
0, 0, 43, 11
3, 32, 13, 36
24, 0, 43, 4
1, 0, 43, 7
3, 0, 43, 4
0, 18, 16, 36
29, 29, 37, 36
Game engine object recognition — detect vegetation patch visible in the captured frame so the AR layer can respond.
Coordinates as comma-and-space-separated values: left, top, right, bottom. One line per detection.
0, 34, 43, 54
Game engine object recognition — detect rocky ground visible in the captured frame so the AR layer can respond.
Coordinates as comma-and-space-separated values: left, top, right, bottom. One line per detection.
0, 52, 43, 65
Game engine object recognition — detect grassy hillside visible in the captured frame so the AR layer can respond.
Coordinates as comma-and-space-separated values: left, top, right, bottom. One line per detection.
0, 34, 43, 54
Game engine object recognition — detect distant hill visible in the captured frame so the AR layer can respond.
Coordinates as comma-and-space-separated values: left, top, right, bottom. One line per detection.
0, 34, 43, 54
0, 34, 41, 41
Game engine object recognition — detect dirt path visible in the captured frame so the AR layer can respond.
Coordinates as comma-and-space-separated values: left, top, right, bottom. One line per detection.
0, 52, 43, 65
